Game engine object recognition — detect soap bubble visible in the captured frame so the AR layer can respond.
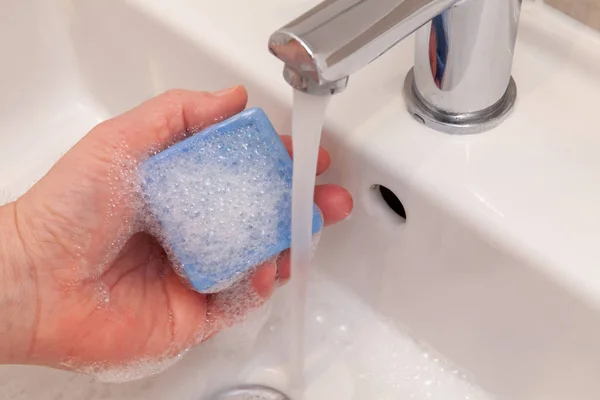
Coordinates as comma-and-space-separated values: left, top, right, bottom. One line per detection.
138, 123, 313, 294
59, 350, 187, 384
200, 271, 270, 343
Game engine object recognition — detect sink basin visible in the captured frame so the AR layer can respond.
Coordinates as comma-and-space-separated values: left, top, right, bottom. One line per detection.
2, 0, 600, 399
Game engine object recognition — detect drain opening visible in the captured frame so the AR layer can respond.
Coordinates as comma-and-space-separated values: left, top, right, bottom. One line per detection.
371, 184, 406, 221
209, 384, 290, 399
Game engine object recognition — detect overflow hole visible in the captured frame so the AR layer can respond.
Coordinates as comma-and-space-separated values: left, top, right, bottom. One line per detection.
371, 184, 407, 221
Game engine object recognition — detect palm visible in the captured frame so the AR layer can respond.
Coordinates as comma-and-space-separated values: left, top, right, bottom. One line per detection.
18, 138, 211, 367
69, 234, 204, 365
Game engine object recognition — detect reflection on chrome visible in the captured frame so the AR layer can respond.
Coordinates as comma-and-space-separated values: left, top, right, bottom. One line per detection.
269, 0, 523, 134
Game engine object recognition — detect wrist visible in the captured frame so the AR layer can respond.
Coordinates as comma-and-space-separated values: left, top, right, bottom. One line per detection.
0, 202, 38, 364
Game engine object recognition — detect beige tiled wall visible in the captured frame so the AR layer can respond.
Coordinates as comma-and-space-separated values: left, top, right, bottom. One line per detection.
546, 0, 600, 31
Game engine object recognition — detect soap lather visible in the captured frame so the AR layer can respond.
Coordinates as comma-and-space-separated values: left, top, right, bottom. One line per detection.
139, 107, 323, 293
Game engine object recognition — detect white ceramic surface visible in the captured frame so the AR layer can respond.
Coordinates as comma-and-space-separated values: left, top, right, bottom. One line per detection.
1, 0, 600, 399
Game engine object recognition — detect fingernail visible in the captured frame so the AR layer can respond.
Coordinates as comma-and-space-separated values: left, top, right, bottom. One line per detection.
212, 86, 240, 97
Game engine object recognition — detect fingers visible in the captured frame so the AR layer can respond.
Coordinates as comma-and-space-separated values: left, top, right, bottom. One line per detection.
279, 135, 331, 176
276, 251, 291, 284
250, 260, 277, 299
89, 86, 248, 160
314, 184, 353, 227
200, 183, 352, 338
202, 260, 277, 339
276, 183, 353, 284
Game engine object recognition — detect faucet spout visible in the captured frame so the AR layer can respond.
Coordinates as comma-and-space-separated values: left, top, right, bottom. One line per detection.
268, 0, 460, 95
268, 0, 522, 134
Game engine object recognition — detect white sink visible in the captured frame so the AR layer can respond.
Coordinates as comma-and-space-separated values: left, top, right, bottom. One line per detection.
2, 0, 600, 399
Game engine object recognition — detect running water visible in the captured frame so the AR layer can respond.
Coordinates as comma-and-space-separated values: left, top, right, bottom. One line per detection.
288, 90, 331, 399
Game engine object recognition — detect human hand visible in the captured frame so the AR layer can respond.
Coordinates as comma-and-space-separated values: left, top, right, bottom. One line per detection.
0, 87, 352, 376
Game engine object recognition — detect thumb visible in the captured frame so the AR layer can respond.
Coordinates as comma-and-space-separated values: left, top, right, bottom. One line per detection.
84, 86, 248, 162
15, 87, 248, 279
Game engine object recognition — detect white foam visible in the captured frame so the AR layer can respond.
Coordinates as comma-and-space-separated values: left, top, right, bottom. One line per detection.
201, 273, 270, 341
243, 275, 493, 400
139, 125, 290, 292
0, 272, 493, 400
92, 282, 111, 308
59, 351, 187, 384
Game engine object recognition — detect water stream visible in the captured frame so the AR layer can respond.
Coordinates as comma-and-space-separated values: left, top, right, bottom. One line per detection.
287, 90, 331, 399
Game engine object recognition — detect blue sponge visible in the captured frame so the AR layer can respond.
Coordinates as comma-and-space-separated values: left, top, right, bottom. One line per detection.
139, 107, 323, 293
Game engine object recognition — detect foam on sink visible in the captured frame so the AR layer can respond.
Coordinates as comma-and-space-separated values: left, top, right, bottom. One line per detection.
241, 276, 493, 400
0, 273, 494, 399
138, 107, 323, 293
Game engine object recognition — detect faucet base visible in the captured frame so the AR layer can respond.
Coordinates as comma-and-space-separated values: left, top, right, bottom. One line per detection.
403, 68, 517, 135
208, 384, 291, 400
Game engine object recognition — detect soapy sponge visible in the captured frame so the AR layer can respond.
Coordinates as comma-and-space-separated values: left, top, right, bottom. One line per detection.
139, 107, 323, 293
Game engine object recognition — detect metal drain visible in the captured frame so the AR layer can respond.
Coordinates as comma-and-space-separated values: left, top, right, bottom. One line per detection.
208, 384, 291, 400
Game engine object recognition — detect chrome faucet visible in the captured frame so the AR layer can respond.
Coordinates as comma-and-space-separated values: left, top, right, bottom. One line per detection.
268, 0, 522, 134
